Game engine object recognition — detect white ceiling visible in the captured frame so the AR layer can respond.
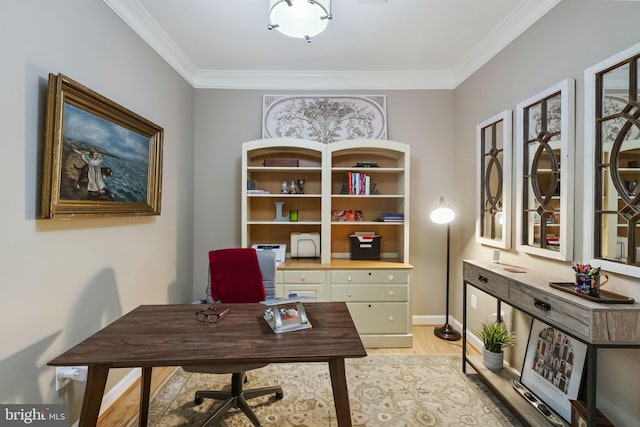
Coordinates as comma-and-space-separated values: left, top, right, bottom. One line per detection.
104, 0, 561, 90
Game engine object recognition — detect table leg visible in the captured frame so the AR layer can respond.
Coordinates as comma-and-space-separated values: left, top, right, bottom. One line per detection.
328, 358, 352, 427
139, 367, 153, 427
78, 366, 108, 427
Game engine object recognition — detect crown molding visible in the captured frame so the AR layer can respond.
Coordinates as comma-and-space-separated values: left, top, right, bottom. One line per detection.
191, 70, 455, 90
103, 0, 198, 83
104, 0, 560, 90
452, 0, 562, 86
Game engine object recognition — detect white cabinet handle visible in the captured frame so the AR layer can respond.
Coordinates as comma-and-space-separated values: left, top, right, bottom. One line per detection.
388, 316, 394, 322
300, 275, 306, 281
388, 290, 395, 297
388, 274, 394, 281
347, 291, 352, 298
347, 275, 352, 282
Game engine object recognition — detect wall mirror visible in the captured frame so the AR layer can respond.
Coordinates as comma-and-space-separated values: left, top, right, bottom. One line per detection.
584, 42, 640, 277
476, 110, 512, 248
516, 79, 575, 261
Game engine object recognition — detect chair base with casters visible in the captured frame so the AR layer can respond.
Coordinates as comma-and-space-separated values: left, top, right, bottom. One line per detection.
187, 367, 283, 427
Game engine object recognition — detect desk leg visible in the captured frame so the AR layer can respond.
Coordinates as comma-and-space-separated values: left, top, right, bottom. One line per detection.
328, 358, 352, 427
462, 281, 467, 373
586, 346, 597, 427
139, 367, 153, 427
78, 366, 108, 427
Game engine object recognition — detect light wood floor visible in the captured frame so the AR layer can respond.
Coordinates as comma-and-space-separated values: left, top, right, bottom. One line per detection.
97, 325, 478, 427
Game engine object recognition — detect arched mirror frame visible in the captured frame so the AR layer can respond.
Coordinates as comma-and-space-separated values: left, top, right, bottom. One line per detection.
584, 42, 640, 277
515, 79, 575, 261
476, 110, 512, 248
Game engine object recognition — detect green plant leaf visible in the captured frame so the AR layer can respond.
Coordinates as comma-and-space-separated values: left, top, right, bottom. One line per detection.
474, 321, 516, 353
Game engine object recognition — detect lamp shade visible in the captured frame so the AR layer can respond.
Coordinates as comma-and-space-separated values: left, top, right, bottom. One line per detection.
269, 0, 331, 40
430, 197, 455, 224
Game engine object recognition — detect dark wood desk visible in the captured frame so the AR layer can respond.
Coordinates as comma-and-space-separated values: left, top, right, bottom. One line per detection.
48, 302, 367, 426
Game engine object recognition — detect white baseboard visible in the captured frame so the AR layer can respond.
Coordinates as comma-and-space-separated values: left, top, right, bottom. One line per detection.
101, 368, 141, 413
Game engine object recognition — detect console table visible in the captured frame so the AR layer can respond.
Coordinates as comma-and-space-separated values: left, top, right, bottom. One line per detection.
462, 259, 640, 426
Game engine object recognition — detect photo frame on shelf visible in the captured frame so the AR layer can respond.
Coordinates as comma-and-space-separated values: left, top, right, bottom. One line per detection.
41, 74, 164, 219
520, 318, 587, 422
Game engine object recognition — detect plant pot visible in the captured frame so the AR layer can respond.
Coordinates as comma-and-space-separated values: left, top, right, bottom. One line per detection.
482, 348, 504, 371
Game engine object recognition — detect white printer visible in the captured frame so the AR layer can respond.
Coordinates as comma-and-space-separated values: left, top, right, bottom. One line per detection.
251, 244, 286, 265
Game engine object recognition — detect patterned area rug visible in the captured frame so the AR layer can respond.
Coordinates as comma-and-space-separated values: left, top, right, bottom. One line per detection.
131, 354, 523, 426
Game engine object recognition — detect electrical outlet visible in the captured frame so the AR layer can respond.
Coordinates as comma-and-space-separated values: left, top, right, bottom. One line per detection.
55, 367, 71, 391
55, 366, 88, 391
471, 294, 477, 309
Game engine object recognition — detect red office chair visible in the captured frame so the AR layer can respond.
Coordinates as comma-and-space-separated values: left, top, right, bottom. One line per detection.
183, 248, 283, 427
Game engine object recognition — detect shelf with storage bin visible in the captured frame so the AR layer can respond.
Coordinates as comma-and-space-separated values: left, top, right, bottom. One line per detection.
328, 139, 409, 263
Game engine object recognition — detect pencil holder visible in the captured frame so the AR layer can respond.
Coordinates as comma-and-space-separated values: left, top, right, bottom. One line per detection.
575, 272, 608, 297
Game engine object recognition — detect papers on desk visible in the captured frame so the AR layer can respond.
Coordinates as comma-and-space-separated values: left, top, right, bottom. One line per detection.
261, 296, 314, 333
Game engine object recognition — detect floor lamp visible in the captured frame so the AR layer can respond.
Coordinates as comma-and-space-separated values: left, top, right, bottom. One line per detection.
430, 196, 461, 341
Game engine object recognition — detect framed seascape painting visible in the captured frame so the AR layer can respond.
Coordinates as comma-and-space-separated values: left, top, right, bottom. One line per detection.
520, 319, 587, 422
41, 74, 163, 219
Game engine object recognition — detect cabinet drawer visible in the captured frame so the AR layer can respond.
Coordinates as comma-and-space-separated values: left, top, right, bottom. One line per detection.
331, 284, 408, 302
346, 302, 408, 334
283, 284, 324, 300
282, 270, 324, 284
509, 281, 591, 340
463, 262, 509, 300
330, 270, 410, 284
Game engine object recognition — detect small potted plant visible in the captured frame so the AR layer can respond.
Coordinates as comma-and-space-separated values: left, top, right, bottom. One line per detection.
476, 321, 516, 371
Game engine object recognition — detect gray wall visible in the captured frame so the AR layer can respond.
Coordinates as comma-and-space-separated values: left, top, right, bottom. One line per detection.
453, 1, 640, 425
0, 0, 194, 422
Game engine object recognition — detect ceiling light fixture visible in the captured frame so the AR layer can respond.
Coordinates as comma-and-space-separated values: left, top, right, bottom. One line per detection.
268, 0, 332, 43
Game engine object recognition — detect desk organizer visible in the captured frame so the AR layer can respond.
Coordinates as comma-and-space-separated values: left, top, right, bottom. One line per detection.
261, 296, 314, 333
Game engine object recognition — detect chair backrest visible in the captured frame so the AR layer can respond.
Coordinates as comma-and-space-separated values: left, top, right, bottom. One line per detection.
208, 248, 266, 303
255, 250, 277, 298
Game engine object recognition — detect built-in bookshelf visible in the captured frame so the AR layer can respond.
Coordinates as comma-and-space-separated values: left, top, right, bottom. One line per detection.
242, 138, 410, 264
241, 138, 413, 348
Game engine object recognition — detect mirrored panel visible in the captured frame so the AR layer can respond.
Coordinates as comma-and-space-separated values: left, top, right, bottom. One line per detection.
516, 80, 575, 260
592, 51, 640, 270
476, 110, 512, 248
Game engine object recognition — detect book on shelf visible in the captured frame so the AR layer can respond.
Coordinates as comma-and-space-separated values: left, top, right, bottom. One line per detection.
346, 172, 372, 195
376, 213, 404, 222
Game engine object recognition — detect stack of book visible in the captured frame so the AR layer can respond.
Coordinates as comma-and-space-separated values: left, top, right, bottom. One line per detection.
346, 172, 371, 195
376, 213, 404, 222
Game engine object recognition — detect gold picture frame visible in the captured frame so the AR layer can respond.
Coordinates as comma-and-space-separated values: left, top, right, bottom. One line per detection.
41, 74, 163, 219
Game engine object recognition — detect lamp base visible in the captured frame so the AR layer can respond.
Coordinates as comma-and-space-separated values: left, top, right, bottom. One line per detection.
434, 323, 461, 341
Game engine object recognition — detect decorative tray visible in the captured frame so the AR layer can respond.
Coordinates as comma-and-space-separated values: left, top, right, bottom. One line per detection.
549, 282, 635, 304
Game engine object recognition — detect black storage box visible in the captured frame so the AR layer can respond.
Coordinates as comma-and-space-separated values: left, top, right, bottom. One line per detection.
349, 234, 381, 260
